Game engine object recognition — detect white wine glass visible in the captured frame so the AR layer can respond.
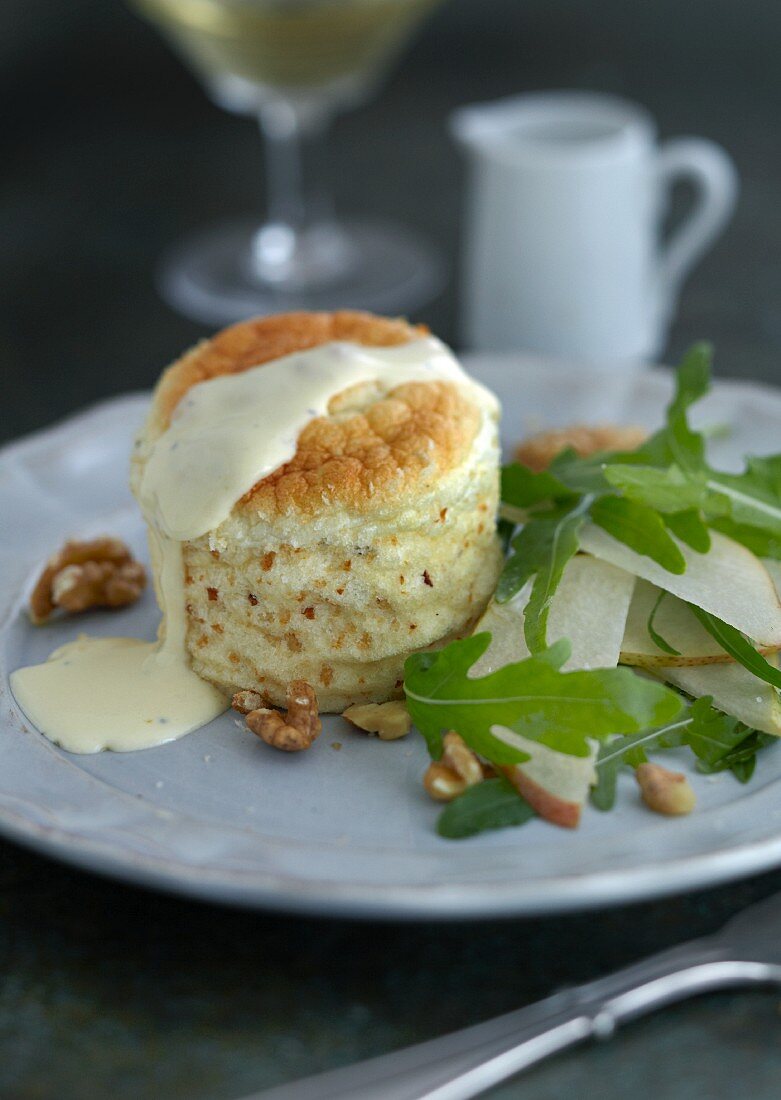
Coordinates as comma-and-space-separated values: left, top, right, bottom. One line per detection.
131, 0, 446, 323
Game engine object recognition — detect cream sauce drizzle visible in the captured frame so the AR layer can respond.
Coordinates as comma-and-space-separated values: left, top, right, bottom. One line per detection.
11, 530, 226, 754
11, 337, 498, 754
137, 337, 498, 541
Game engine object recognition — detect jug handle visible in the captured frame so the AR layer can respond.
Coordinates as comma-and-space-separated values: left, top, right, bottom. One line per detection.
656, 138, 738, 319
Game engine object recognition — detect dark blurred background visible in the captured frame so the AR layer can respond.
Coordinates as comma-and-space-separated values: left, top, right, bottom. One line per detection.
3, 0, 781, 446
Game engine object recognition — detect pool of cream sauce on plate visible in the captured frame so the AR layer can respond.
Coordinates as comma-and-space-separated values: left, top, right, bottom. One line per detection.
11, 337, 498, 753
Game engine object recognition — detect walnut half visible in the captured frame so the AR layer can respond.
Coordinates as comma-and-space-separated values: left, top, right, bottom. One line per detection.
342, 700, 411, 741
423, 731, 488, 802
238, 680, 322, 753
29, 537, 146, 624
635, 762, 696, 816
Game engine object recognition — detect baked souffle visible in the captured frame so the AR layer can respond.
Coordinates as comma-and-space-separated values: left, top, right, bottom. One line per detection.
132, 310, 502, 711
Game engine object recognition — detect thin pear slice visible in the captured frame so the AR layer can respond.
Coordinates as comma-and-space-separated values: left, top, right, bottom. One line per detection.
491, 726, 597, 829
621, 580, 781, 668
469, 580, 532, 678
764, 558, 781, 593
660, 659, 781, 736
580, 524, 781, 647
470, 555, 636, 677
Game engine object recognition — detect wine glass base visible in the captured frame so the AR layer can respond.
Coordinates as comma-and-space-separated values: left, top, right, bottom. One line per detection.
158, 219, 445, 326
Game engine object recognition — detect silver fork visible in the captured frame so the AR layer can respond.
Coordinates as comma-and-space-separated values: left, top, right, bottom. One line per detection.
246, 890, 781, 1100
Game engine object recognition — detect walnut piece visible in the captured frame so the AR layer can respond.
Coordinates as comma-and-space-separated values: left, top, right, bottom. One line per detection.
423, 731, 486, 802
231, 689, 265, 715
342, 700, 411, 741
635, 762, 697, 816
515, 424, 648, 472
244, 680, 322, 752
29, 537, 146, 624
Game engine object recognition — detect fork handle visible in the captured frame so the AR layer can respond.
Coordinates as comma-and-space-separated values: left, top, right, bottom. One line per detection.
247, 941, 776, 1100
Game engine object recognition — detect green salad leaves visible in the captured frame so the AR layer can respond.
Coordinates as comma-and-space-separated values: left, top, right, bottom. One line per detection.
689, 606, 781, 690
405, 344, 781, 839
437, 777, 536, 839
405, 635, 683, 762
500, 344, 781, 648
590, 697, 773, 811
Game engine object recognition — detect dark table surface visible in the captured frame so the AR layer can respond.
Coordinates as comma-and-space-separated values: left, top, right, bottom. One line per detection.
3, 1, 781, 1097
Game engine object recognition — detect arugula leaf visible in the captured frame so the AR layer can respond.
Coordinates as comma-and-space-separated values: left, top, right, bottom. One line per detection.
687, 606, 781, 689
683, 696, 756, 768
646, 590, 682, 656
706, 731, 777, 783
603, 463, 706, 513
437, 776, 535, 838
601, 344, 709, 474
709, 518, 781, 561
606, 457, 781, 549
590, 495, 687, 574
496, 496, 590, 628
607, 464, 781, 557
704, 455, 781, 535
590, 696, 767, 810
523, 498, 593, 652
600, 347, 781, 554
496, 509, 570, 604
664, 342, 712, 472
731, 756, 758, 782
606, 463, 781, 547
663, 509, 712, 553
681, 698, 775, 782
548, 448, 612, 495
501, 463, 575, 509
404, 633, 684, 761
615, 428, 677, 469
590, 717, 691, 811
589, 767, 621, 812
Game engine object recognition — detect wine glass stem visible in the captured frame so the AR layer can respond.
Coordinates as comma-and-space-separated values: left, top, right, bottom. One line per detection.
252, 98, 355, 287
260, 98, 334, 231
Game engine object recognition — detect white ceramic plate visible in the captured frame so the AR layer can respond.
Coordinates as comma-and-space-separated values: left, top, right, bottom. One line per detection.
4, 355, 781, 919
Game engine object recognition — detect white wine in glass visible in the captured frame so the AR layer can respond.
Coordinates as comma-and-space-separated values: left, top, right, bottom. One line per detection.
131, 0, 446, 323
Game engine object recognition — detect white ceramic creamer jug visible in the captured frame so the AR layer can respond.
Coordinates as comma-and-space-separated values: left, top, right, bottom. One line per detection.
451, 92, 738, 364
